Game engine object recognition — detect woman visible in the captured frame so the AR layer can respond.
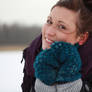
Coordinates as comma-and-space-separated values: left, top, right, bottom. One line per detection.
21, 0, 92, 92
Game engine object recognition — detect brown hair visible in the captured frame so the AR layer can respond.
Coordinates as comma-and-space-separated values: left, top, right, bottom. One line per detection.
83, 0, 92, 12
51, 0, 92, 37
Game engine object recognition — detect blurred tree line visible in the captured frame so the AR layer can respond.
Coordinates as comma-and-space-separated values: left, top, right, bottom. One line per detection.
0, 23, 41, 46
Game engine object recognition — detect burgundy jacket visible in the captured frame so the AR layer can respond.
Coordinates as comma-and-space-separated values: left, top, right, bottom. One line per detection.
21, 34, 92, 92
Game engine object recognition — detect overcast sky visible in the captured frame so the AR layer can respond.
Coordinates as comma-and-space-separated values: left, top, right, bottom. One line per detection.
0, 0, 57, 25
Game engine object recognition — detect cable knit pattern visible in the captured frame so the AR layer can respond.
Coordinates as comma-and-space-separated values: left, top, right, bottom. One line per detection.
33, 41, 82, 85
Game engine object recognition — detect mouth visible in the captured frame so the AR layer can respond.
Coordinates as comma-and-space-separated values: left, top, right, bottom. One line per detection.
45, 38, 54, 44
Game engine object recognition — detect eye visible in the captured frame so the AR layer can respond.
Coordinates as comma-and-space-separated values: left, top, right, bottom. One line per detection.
47, 19, 52, 24
58, 25, 66, 30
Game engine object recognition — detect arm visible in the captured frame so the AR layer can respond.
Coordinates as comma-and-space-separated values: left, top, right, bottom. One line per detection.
34, 41, 81, 85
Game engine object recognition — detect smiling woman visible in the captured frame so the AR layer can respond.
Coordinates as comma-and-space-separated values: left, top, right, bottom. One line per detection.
21, 0, 92, 92
42, 7, 81, 50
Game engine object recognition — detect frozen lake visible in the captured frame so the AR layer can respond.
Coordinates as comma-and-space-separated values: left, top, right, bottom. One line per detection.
0, 51, 24, 92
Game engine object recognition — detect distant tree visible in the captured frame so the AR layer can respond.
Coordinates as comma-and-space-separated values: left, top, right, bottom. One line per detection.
0, 23, 41, 45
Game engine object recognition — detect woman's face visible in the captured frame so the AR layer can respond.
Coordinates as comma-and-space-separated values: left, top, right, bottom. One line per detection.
42, 6, 81, 49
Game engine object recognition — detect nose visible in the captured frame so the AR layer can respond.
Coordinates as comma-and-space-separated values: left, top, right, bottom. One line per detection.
46, 26, 56, 36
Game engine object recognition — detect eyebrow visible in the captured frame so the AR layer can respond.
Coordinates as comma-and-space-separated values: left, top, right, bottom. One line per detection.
58, 20, 69, 27
47, 16, 69, 27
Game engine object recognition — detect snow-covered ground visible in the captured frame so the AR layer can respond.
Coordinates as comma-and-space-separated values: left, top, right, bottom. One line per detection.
0, 51, 24, 92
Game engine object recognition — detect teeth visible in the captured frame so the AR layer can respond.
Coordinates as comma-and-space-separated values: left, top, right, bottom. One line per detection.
46, 38, 53, 43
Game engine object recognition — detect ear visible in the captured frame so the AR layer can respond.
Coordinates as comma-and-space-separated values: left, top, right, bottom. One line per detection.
78, 32, 89, 45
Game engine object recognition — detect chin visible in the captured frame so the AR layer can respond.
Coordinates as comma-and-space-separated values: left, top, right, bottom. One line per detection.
42, 42, 51, 49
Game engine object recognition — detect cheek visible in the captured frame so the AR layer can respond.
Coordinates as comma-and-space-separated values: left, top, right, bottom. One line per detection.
41, 26, 45, 40
42, 24, 47, 33
65, 35, 79, 44
56, 32, 67, 42
42, 24, 47, 41
56, 32, 77, 44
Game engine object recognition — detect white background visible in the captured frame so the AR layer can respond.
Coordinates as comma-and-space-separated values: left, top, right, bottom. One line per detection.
0, 51, 23, 92
0, 0, 57, 25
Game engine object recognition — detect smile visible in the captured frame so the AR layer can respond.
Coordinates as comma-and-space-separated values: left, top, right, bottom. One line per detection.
45, 38, 54, 44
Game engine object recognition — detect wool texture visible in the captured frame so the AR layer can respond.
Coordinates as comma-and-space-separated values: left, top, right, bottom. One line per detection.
35, 78, 82, 92
33, 41, 82, 85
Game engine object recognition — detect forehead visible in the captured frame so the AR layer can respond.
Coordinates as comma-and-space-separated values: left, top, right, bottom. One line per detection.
50, 6, 79, 29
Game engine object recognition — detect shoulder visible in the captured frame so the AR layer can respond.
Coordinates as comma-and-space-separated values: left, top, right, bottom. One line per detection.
78, 37, 92, 79
21, 34, 42, 76
22, 34, 42, 59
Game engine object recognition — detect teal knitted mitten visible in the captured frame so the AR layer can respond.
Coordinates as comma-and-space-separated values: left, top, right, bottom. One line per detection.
34, 41, 81, 85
